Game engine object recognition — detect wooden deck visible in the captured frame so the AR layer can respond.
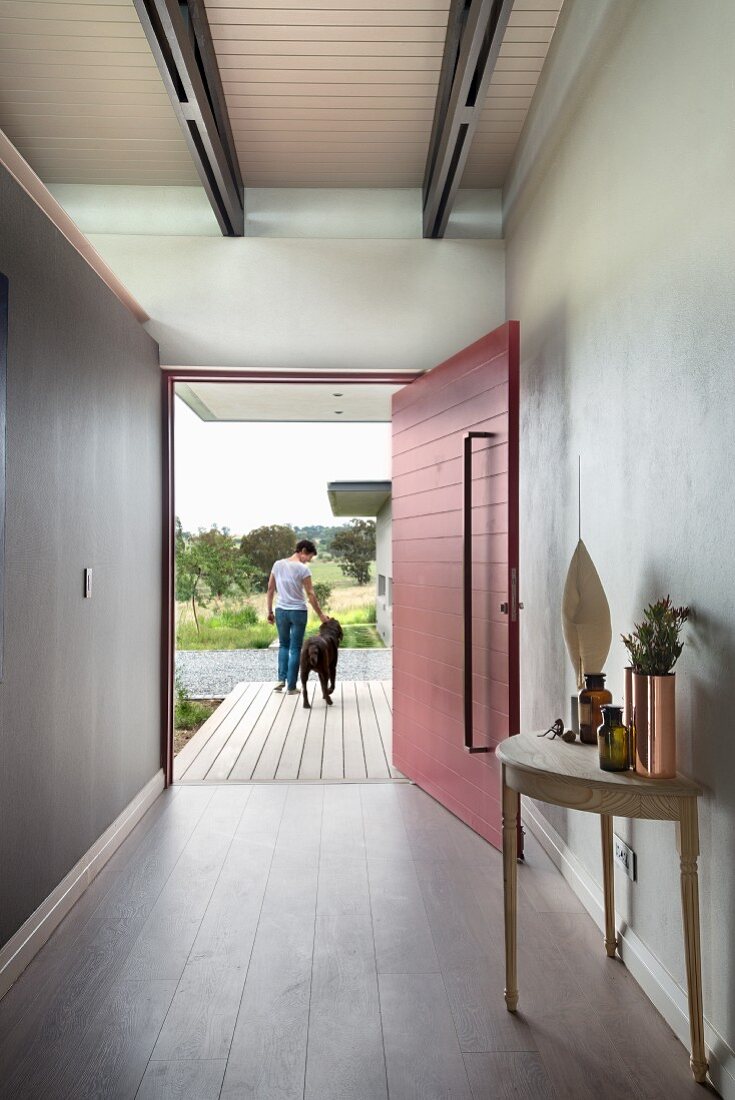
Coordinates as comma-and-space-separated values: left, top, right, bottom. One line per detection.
175, 681, 402, 783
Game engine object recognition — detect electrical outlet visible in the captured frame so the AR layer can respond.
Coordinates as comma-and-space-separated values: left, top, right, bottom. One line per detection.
613, 834, 637, 882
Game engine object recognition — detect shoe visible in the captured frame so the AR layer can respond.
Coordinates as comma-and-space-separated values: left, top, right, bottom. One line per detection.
273, 681, 285, 692
286, 688, 300, 696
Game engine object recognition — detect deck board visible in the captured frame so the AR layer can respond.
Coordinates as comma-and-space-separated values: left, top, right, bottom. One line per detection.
275, 683, 316, 779
322, 683, 344, 780
356, 681, 390, 778
342, 682, 368, 779
177, 681, 399, 783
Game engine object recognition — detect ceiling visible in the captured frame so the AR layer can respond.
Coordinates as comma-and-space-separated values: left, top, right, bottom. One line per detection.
0, 0, 562, 192
0, 0, 199, 184
176, 379, 405, 421
328, 481, 391, 516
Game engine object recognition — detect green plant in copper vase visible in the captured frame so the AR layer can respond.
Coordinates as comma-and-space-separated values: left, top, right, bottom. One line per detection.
621, 596, 690, 675
622, 596, 690, 779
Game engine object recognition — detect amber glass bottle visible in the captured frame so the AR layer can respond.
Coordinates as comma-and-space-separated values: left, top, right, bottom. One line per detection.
579, 673, 612, 744
598, 704, 629, 771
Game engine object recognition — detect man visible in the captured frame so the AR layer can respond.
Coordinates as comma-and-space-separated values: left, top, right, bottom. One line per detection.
266, 539, 328, 694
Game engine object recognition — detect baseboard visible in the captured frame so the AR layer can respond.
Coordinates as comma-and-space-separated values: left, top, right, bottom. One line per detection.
522, 802, 735, 1100
0, 769, 165, 1000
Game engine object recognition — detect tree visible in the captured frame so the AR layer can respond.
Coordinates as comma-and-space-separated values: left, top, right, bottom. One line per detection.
175, 520, 253, 635
331, 519, 375, 586
240, 524, 297, 591
196, 526, 252, 600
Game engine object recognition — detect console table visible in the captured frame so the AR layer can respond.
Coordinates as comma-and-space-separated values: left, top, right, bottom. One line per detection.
496, 732, 707, 1084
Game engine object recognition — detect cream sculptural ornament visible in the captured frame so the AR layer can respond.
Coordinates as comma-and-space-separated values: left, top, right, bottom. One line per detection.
562, 538, 612, 690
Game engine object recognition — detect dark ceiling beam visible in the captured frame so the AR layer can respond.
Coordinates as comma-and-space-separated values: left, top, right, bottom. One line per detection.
134, 0, 244, 236
422, 0, 514, 239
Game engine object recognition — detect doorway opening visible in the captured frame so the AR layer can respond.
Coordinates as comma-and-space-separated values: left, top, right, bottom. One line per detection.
163, 371, 410, 786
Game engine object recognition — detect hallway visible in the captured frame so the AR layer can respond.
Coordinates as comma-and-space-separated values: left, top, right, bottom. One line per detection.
0, 782, 702, 1099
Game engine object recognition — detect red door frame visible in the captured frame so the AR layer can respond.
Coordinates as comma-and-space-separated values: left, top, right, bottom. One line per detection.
160, 369, 421, 785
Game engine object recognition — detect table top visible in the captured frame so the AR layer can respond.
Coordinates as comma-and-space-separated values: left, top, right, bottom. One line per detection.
496, 731, 702, 797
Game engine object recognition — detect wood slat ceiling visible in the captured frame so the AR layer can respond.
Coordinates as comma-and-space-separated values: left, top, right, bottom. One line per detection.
0, 0, 562, 200
204, 0, 451, 187
461, 0, 563, 187
0, 0, 199, 184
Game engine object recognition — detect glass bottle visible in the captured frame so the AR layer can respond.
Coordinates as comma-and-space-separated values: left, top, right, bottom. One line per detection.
579, 673, 612, 744
598, 704, 629, 772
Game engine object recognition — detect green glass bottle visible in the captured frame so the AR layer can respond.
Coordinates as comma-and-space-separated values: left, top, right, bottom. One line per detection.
598, 704, 629, 772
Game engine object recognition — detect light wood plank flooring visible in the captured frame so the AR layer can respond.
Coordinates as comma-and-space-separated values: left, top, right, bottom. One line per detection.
0, 783, 706, 1100
175, 681, 402, 783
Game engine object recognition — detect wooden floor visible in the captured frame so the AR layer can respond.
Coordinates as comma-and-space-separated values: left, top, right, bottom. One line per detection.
175, 681, 401, 783
0, 783, 705, 1100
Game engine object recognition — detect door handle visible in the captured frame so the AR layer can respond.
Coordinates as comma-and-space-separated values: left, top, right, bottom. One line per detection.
463, 430, 496, 754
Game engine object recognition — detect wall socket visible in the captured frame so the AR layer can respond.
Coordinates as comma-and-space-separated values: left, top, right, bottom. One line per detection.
613, 834, 637, 881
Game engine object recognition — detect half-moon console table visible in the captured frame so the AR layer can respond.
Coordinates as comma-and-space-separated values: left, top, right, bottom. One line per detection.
495, 732, 707, 1084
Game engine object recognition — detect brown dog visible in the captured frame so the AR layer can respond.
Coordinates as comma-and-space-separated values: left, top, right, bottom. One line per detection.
300, 618, 343, 708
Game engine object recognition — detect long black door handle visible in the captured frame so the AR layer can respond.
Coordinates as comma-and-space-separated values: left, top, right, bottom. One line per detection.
463, 431, 495, 753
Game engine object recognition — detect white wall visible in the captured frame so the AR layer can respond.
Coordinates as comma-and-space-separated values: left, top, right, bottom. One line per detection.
48, 184, 502, 240
375, 499, 392, 646
505, 1, 735, 1093
86, 234, 506, 372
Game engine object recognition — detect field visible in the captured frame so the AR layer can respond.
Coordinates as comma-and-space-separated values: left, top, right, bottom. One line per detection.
176, 560, 383, 650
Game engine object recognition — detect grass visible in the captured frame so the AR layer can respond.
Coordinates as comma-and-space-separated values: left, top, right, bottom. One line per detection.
309, 560, 373, 589
177, 619, 276, 651
176, 560, 381, 651
306, 601, 377, 629
174, 698, 219, 756
340, 624, 384, 648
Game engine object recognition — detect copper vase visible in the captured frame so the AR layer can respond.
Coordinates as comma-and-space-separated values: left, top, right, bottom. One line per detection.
633, 672, 676, 778
623, 666, 634, 768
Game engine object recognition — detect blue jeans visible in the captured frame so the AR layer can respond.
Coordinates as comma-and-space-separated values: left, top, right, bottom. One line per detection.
275, 608, 308, 689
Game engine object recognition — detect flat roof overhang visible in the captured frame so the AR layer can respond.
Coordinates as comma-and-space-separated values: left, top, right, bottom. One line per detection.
328, 481, 391, 517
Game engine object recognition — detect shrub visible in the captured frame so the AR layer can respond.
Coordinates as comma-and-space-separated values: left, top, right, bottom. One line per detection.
313, 581, 333, 610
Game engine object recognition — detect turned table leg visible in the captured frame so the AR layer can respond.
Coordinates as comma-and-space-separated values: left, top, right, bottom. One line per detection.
600, 814, 617, 957
677, 798, 708, 1084
502, 768, 519, 1012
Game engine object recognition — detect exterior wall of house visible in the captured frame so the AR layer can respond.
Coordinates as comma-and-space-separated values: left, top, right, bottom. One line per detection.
375, 499, 392, 647
0, 166, 162, 948
505, 0, 735, 1084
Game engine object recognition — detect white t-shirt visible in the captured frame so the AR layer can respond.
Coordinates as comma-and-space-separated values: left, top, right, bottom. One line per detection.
272, 558, 311, 610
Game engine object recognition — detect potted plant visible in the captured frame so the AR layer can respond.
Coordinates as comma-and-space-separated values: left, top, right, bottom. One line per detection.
621, 597, 689, 777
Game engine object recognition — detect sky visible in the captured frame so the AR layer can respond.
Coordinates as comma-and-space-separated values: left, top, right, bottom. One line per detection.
174, 397, 392, 536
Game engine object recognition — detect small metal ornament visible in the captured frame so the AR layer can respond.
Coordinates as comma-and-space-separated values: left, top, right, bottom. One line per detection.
537, 718, 577, 743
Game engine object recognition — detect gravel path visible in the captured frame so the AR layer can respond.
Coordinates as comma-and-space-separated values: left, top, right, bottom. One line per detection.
176, 648, 392, 697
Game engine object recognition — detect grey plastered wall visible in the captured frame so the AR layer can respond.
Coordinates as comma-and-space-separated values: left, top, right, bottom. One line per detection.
505, 0, 735, 1073
0, 167, 162, 947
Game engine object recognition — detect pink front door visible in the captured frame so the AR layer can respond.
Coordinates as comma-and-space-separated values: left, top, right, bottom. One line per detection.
391, 322, 520, 850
